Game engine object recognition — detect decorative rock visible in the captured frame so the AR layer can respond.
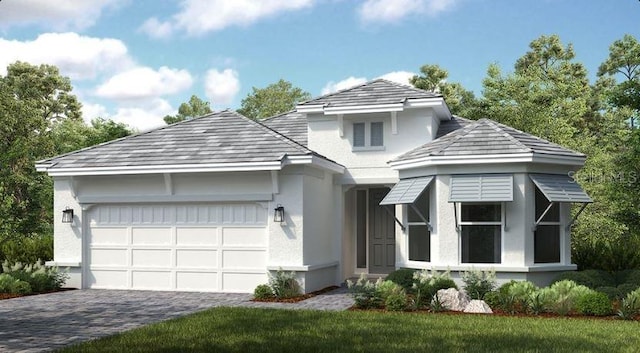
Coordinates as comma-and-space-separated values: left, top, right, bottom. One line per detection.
435, 288, 469, 311
464, 299, 493, 314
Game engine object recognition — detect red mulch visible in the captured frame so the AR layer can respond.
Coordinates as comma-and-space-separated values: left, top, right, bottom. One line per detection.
252, 286, 340, 303
0, 288, 75, 301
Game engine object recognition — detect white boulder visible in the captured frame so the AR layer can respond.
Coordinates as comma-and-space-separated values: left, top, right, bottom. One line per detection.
464, 300, 493, 314
434, 288, 469, 311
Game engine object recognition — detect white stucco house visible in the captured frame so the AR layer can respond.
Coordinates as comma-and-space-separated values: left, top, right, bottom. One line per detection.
36, 79, 592, 293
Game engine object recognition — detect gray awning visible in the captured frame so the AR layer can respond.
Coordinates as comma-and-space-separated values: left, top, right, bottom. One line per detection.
530, 174, 592, 203
380, 176, 434, 205
449, 174, 513, 202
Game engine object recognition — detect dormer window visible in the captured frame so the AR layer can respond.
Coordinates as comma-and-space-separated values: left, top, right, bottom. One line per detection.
352, 122, 384, 151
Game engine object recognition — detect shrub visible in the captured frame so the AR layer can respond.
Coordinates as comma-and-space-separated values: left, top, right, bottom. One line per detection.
377, 280, 402, 301
1, 260, 68, 293
347, 274, 384, 309
253, 284, 274, 300
551, 270, 614, 289
385, 268, 416, 292
385, 290, 408, 311
543, 280, 592, 315
10, 280, 32, 295
0, 273, 16, 292
268, 269, 301, 299
0, 274, 32, 295
411, 269, 457, 308
0, 234, 53, 265
462, 269, 496, 300
483, 291, 501, 310
499, 280, 538, 314
622, 269, 640, 286
596, 286, 621, 301
576, 291, 612, 316
617, 283, 639, 298
617, 288, 640, 320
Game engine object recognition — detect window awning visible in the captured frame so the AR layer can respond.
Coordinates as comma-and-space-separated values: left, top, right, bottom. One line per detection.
380, 176, 434, 205
529, 174, 592, 203
449, 174, 513, 202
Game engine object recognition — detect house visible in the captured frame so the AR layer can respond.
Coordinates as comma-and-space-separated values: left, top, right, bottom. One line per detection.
36, 79, 592, 293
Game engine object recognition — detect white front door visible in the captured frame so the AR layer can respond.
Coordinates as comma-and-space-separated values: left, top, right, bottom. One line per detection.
85, 203, 268, 292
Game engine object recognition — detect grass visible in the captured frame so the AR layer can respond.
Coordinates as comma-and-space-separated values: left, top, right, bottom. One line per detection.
58, 308, 640, 353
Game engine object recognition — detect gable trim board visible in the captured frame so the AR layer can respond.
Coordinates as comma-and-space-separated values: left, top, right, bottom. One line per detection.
389, 152, 587, 170
449, 174, 514, 202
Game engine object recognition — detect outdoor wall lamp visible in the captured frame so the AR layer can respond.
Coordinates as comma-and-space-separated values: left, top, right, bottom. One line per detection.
274, 204, 285, 223
62, 207, 74, 223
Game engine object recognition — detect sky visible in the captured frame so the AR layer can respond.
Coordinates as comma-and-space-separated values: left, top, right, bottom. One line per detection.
0, 0, 638, 131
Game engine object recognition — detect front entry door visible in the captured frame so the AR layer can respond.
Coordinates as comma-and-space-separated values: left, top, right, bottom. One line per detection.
368, 187, 396, 274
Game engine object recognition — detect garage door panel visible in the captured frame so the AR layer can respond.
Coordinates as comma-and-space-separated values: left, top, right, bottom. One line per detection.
176, 272, 218, 291
176, 227, 217, 245
132, 249, 171, 267
223, 272, 266, 292
90, 228, 127, 245
131, 228, 172, 245
90, 249, 128, 266
222, 228, 266, 247
176, 250, 217, 268
88, 203, 267, 292
89, 270, 128, 289
132, 271, 171, 289
223, 250, 266, 269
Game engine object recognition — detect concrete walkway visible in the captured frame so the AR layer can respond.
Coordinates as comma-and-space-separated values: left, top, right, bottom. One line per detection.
0, 287, 353, 353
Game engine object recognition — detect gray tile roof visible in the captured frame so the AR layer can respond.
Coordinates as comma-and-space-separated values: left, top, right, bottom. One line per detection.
435, 116, 473, 138
298, 78, 440, 107
262, 111, 308, 146
393, 118, 585, 162
38, 110, 317, 169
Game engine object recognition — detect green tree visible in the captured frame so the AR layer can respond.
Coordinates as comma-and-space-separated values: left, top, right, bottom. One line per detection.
52, 117, 133, 155
163, 95, 212, 124
0, 62, 82, 243
410, 64, 480, 118
598, 34, 640, 127
238, 79, 311, 120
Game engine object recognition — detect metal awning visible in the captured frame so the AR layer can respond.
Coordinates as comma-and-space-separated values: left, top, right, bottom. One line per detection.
449, 174, 513, 202
380, 176, 434, 205
529, 174, 592, 203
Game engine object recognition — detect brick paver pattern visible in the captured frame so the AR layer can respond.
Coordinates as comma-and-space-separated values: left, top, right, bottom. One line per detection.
0, 287, 354, 352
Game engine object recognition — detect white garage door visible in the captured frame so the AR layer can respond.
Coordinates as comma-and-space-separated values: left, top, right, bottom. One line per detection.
86, 203, 268, 292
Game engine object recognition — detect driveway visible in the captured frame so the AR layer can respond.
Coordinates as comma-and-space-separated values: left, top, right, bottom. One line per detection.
0, 288, 353, 352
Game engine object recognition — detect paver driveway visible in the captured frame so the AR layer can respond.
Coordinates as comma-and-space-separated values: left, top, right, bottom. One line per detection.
0, 287, 353, 352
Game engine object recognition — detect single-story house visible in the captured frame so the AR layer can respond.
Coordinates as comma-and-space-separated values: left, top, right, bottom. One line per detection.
36, 79, 592, 293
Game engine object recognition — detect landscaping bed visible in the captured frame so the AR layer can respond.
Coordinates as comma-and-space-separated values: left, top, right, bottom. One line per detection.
252, 285, 339, 303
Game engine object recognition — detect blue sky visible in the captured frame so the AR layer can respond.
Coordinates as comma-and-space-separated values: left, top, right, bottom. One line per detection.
0, 0, 638, 131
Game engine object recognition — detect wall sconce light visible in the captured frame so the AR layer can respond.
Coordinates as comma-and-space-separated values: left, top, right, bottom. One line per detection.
62, 207, 74, 223
274, 204, 285, 223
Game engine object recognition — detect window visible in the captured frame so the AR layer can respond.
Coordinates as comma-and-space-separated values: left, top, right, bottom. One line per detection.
408, 190, 430, 262
534, 187, 560, 263
352, 122, 384, 150
460, 203, 501, 264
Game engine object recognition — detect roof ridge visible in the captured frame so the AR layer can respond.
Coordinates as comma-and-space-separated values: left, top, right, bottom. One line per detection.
298, 79, 375, 105
230, 111, 312, 155
482, 119, 532, 153
426, 119, 483, 155
261, 109, 297, 122
490, 120, 585, 156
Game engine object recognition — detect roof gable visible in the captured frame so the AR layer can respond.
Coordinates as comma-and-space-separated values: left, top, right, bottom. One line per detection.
298, 78, 440, 108
392, 118, 585, 165
38, 110, 316, 171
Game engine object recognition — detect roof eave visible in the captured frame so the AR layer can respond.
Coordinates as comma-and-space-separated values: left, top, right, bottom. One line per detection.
284, 155, 345, 174
389, 152, 586, 170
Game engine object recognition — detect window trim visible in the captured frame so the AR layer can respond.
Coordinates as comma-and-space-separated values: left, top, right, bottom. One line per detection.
351, 121, 386, 151
458, 202, 504, 264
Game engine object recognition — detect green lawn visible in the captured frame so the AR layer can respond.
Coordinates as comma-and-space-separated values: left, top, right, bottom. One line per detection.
58, 308, 640, 353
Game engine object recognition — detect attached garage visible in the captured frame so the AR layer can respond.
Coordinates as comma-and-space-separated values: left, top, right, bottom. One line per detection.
86, 203, 268, 292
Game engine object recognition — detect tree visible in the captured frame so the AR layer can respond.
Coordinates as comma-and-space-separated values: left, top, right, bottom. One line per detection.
52, 117, 133, 155
163, 95, 212, 124
0, 62, 82, 243
410, 64, 480, 118
238, 79, 311, 120
598, 34, 640, 127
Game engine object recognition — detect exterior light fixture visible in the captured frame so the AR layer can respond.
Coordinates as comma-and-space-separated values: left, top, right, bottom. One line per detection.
274, 204, 285, 223
62, 207, 74, 223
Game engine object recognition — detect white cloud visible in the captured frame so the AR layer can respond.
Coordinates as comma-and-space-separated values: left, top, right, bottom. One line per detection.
0, 0, 123, 30
377, 71, 416, 86
358, 0, 456, 23
95, 66, 193, 101
321, 76, 367, 95
205, 69, 240, 106
82, 99, 174, 132
140, 0, 315, 37
0, 32, 132, 80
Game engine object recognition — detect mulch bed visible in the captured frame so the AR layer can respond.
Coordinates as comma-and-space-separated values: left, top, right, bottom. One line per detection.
0, 288, 75, 301
252, 286, 340, 303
